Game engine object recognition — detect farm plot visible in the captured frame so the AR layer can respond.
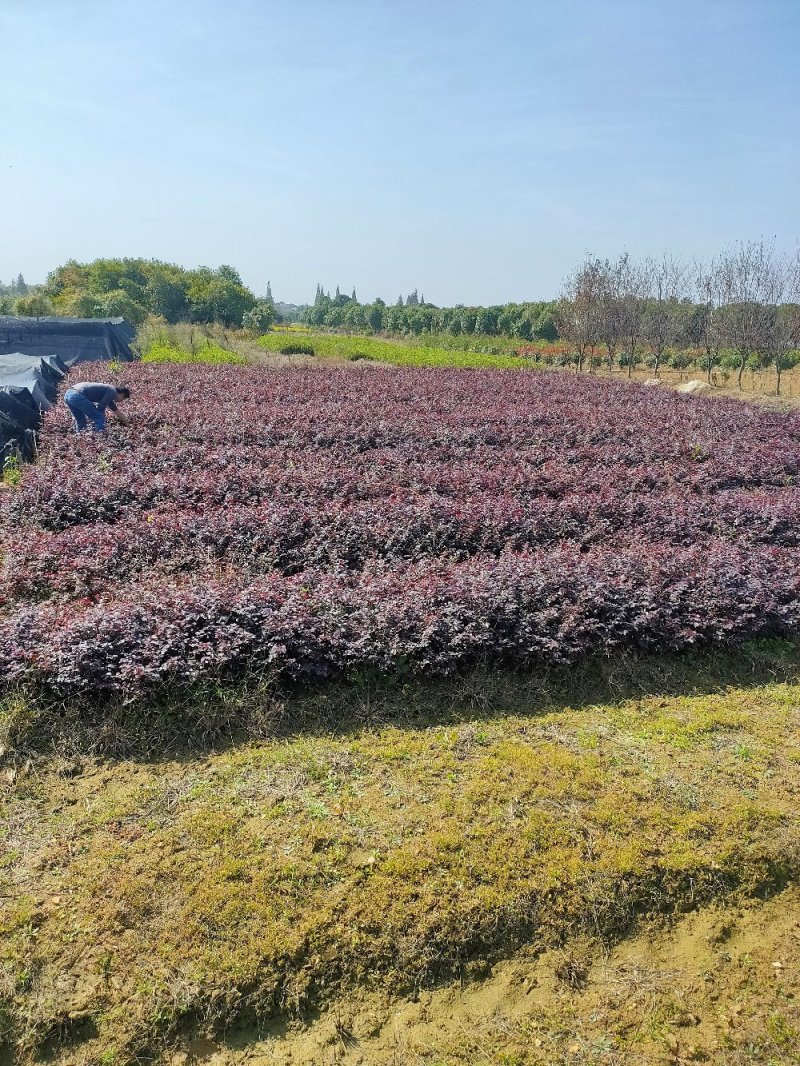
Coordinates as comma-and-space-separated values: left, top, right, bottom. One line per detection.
1, 363, 800, 700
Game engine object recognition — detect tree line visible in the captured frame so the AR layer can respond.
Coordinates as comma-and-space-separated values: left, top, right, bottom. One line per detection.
554, 240, 800, 391
3, 246, 798, 392
0, 259, 277, 331
303, 285, 559, 340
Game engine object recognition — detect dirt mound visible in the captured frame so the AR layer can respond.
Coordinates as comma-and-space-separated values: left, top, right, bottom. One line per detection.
676, 380, 712, 395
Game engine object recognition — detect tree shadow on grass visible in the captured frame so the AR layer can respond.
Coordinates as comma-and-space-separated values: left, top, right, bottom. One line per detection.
3, 636, 798, 766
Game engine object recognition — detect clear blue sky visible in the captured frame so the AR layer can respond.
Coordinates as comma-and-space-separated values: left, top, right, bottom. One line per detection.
1, 0, 798, 305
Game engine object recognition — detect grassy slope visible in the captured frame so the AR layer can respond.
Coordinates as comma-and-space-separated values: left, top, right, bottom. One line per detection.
2, 643, 800, 1064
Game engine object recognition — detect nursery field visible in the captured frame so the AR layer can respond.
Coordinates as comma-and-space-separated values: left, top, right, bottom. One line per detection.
2, 363, 800, 1064
2, 363, 800, 702
257, 329, 800, 402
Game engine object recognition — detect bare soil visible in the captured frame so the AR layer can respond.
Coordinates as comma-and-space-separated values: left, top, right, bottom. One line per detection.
195, 887, 800, 1065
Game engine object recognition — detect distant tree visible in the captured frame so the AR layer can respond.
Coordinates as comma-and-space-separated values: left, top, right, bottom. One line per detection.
15, 273, 28, 296
534, 308, 558, 343
396, 295, 404, 307
217, 264, 245, 286
44, 259, 91, 301
266, 280, 273, 302
99, 289, 148, 325
145, 271, 189, 323
641, 254, 688, 376
187, 266, 256, 326
60, 290, 103, 318
692, 259, 723, 383
343, 301, 366, 329
555, 255, 605, 372
366, 302, 384, 331
765, 251, 800, 395
474, 308, 491, 334
13, 293, 53, 317
242, 300, 276, 334
716, 240, 778, 389
592, 257, 623, 371
618, 255, 650, 378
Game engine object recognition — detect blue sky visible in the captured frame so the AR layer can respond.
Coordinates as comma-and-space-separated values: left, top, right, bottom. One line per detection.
1, 0, 798, 304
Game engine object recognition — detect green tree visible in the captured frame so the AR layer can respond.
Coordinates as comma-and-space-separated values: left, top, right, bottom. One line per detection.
99, 289, 148, 325
187, 267, 256, 326
242, 300, 276, 333
14, 293, 53, 316
145, 271, 189, 322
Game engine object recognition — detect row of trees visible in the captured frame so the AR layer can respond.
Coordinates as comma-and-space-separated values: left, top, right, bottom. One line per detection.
555, 241, 800, 391
0, 274, 49, 316
0, 259, 277, 329
304, 286, 558, 340
0, 274, 29, 298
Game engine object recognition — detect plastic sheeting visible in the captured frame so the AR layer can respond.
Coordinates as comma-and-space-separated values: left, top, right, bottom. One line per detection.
0, 316, 134, 465
0, 352, 68, 463
0, 353, 64, 410
0, 316, 135, 366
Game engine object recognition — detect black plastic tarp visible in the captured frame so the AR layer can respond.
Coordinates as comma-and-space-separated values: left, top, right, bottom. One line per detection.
0, 409, 36, 463
0, 353, 64, 410
0, 316, 136, 366
0, 387, 40, 432
0, 317, 135, 465
0, 352, 68, 463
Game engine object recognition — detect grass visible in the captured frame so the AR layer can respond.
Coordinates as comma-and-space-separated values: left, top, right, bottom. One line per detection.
2, 641, 800, 1063
141, 342, 247, 366
257, 330, 533, 369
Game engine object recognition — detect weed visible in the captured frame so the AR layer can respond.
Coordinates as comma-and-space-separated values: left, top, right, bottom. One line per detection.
2, 454, 23, 487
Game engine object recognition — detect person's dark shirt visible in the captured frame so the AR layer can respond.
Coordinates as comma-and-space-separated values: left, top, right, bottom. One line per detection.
70, 382, 119, 412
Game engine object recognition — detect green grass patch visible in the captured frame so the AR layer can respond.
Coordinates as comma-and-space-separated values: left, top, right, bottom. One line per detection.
141, 342, 247, 366
258, 330, 534, 369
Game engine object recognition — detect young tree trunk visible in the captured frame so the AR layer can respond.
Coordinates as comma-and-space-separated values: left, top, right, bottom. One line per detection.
776, 358, 783, 396
737, 355, 745, 390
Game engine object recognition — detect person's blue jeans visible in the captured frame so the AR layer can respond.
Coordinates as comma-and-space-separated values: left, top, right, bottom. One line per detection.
64, 389, 107, 432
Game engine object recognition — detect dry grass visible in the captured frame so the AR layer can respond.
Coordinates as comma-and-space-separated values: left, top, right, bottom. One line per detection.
2, 641, 800, 1064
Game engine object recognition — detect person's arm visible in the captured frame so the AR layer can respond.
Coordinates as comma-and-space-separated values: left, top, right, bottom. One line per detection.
104, 387, 130, 426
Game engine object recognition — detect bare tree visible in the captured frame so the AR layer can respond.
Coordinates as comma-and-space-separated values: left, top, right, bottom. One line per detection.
641, 254, 688, 377
617, 255, 650, 379
597, 255, 626, 373
693, 258, 724, 384
555, 256, 604, 373
716, 239, 778, 390
767, 249, 800, 395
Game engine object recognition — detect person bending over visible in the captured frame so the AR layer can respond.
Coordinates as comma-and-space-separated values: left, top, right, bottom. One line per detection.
63, 382, 131, 433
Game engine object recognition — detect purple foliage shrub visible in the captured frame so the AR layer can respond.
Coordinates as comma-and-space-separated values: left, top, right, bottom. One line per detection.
2, 363, 799, 697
